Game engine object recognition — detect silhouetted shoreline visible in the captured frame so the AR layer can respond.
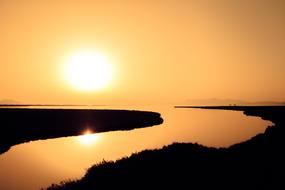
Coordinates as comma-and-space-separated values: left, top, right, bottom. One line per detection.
0, 108, 163, 154
45, 106, 284, 190
175, 105, 285, 123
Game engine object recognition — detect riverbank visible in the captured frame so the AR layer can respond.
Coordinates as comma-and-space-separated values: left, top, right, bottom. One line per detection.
45, 106, 284, 190
0, 108, 163, 154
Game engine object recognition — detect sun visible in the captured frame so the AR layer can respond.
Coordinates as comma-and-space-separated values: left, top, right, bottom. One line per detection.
64, 50, 112, 91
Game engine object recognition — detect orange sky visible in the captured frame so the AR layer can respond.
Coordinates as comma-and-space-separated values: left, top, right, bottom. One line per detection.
1, 0, 284, 105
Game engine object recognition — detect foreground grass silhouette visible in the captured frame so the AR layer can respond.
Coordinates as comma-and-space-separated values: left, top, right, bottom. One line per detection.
45, 106, 284, 190
0, 108, 163, 154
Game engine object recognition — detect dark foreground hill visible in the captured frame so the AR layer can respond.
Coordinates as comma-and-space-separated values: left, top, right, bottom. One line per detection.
45, 106, 285, 190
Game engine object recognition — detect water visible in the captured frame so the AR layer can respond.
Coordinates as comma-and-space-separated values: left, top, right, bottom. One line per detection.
0, 105, 272, 190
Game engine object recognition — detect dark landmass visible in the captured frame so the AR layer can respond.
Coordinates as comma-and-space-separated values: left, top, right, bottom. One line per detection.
0, 108, 163, 154
45, 106, 284, 190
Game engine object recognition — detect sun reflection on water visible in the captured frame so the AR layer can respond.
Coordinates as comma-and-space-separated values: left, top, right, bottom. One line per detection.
78, 130, 98, 145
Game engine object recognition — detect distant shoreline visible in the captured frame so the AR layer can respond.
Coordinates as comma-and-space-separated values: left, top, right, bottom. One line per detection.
175, 105, 285, 125
175, 105, 285, 109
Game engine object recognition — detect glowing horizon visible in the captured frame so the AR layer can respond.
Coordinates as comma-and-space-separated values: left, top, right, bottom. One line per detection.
0, 1, 284, 104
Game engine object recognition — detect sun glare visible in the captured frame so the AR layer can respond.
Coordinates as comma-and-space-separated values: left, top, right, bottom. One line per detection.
78, 130, 98, 145
64, 50, 112, 91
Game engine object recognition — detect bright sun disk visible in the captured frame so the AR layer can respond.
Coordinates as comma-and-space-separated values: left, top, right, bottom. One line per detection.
64, 51, 112, 91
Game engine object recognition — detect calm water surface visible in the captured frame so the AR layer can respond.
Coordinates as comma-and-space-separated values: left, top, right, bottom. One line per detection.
0, 105, 272, 190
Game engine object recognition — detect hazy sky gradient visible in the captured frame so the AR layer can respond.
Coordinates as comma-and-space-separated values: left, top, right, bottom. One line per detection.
1, 0, 284, 104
